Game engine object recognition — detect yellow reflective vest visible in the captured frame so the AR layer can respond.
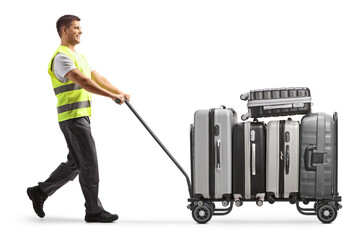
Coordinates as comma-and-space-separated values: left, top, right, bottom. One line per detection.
48, 46, 92, 122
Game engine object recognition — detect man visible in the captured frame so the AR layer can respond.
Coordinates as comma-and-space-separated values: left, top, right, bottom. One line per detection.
27, 15, 129, 223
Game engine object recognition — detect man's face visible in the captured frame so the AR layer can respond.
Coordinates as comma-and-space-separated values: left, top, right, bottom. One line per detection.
63, 20, 82, 45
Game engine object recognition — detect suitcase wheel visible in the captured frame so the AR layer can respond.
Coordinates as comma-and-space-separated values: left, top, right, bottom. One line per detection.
210, 202, 216, 211
241, 113, 250, 121
222, 200, 229, 207
289, 195, 297, 204
235, 199, 243, 207
316, 203, 338, 224
192, 203, 213, 224
240, 93, 249, 101
267, 194, 275, 204
256, 198, 263, 207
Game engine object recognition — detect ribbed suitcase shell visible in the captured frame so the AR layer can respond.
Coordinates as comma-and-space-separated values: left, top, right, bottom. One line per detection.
300, 113, 337, 199
233, 121, 266, 201
192, 107, 236, 200
266, 120, 300, 199
240, 87, 311, 120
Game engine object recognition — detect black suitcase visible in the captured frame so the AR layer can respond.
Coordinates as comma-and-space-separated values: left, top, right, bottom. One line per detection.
232, 120, 266, 207
240, 87, 312, 120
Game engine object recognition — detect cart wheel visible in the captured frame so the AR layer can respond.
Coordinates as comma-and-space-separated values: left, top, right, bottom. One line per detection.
192, 203, 213, 224
316, 204, 337, 224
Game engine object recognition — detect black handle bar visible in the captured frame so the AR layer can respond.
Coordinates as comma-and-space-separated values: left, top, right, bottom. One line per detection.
116, 98, 192, 198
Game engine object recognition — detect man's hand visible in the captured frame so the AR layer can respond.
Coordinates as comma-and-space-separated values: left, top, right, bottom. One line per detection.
113, 95, 125, 105
122, 93, 130, 102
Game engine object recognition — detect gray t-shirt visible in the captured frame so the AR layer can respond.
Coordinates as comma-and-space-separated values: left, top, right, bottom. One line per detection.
52, 53, 93, 83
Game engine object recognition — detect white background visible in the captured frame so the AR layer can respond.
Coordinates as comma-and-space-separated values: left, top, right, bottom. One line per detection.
1, 0, 359, 239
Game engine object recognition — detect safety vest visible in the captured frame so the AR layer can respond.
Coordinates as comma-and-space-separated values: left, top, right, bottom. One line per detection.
48, 45, 92, 122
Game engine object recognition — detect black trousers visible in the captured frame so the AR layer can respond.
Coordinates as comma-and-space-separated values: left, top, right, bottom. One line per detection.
38, 116, 104, 214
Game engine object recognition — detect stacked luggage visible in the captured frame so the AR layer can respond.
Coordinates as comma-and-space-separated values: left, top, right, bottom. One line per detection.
188, 87, 342, 224
121, 87, 341, 225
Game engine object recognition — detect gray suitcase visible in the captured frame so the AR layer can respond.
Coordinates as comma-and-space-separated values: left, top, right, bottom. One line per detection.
240, 87, 312, 121
300, 113, 338, 200
266, 119, 300, 203
191, 106, 237, 202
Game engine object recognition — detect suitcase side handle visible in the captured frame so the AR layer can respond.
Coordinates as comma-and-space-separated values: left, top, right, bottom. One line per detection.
285, 145, 290, 174
251, 143, 256, 175
216, 139, 221, 170
304, 146, 317, 171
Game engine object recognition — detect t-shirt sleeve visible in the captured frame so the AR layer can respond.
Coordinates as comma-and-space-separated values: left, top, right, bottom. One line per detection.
53, 53, 76, 83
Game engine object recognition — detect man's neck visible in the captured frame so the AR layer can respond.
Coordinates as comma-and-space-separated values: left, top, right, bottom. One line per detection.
60, 41, 76, 52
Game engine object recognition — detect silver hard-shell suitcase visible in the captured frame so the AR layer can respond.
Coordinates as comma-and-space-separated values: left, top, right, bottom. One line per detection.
266, 119, 300, 203
192, 106, 236, 201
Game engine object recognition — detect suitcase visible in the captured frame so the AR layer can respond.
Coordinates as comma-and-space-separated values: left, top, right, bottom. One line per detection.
299, 113, 339, 200
240, 87, 312, 120
191, 106, 237, 202
232, 120, 266, 207
266, 119, 300, 203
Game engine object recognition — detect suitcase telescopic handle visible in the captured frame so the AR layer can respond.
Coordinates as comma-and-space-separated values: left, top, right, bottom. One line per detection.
115, 98, 192, 198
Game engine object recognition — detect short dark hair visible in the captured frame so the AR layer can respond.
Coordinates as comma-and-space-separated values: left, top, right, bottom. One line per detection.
56, 15, 81, 37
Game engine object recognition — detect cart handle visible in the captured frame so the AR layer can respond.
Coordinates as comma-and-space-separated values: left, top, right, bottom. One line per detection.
116, 98, 192, 198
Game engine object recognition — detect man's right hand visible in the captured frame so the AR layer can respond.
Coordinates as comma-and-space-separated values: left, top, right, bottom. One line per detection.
113, 95, 125, 105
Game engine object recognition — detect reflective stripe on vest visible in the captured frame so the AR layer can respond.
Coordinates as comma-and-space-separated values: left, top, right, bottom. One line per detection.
57, 100, 91, 114
54, 83, 83, 95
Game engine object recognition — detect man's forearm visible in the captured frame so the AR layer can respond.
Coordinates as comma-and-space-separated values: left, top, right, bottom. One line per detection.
96, 76, 123, 95
91, 70, 125, 95
81, 77, 116, 98
67, 69, 116, 99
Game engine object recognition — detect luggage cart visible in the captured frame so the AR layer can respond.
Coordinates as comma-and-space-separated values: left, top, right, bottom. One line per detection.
118, 99, 342, 224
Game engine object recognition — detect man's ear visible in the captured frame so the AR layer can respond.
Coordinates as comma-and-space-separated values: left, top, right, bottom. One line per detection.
61, 26, 67, 36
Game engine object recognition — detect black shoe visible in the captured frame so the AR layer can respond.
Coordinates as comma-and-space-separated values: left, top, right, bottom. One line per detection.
27, 186, 48, 218
85, 210, 118, 223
